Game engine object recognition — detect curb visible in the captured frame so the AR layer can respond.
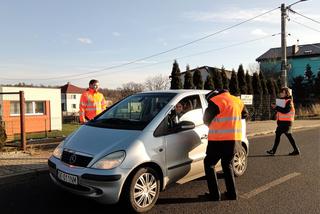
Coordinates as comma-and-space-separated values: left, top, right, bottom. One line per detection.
0, 167, 48, 185
247, 124, 320, 138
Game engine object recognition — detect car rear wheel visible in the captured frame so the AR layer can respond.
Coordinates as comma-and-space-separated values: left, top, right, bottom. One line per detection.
233, 145, 247, 177
125, 167, 160, 213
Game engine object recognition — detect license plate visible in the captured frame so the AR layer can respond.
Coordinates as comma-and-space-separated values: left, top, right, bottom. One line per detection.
57, 170, 78, 185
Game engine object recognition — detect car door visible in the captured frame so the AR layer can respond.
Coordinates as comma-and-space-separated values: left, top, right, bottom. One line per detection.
164, 95, 208, 184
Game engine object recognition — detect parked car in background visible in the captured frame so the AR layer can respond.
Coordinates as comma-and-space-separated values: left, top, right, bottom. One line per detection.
48, 90, 249, 213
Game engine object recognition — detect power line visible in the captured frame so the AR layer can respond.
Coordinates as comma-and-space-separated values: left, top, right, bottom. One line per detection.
289, 8, 320, 25
0, 7, 280, 81
290, 18, 320, 33
44, 33, 280, 84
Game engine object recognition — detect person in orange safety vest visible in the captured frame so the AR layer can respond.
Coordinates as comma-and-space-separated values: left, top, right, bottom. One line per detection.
79, 79, 107, 124
202, 89, 248, 201
266, 87, 300, 156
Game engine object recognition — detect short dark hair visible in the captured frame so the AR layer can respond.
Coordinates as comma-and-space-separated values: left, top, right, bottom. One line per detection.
89, 79, 99, 85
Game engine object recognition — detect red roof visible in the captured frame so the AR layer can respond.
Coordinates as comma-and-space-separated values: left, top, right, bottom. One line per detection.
60, 82, 85, 94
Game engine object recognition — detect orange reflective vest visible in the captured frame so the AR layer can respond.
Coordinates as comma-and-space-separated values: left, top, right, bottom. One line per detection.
208, 92, 244, 141
79, 88, 107, 123
277, 99, 295, 122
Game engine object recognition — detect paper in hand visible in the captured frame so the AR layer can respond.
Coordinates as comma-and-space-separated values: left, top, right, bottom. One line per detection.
276, 99, 285, 108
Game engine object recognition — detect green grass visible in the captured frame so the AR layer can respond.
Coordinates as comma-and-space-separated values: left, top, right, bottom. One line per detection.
13, 123, 81, 140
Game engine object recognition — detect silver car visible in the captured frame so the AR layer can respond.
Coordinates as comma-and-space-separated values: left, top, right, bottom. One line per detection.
48, 90, 249, 212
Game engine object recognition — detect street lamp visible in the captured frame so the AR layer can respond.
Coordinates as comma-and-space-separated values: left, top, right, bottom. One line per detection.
280, 0, 308, 87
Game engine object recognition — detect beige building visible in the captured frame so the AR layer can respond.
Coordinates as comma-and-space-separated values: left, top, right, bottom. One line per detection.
0, 86, 62, 137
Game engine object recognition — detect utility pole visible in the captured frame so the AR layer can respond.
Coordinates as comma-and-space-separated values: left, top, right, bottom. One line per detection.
280, 0, 308, 88
281, 3, 288, 88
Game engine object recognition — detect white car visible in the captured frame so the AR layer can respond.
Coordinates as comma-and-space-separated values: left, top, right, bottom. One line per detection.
48, 90, 249, 212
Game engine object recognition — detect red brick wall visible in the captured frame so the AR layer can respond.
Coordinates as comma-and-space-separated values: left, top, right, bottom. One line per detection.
2, 100, 51, 136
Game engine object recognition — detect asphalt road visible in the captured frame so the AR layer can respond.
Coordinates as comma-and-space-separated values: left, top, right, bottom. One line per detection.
0, 127, 319, 214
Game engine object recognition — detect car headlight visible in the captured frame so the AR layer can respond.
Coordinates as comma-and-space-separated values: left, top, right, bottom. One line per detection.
53, 142, 64, 159
91, 151, 126, 170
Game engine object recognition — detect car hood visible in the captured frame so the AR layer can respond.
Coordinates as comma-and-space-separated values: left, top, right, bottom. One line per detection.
63, 125, 142, 156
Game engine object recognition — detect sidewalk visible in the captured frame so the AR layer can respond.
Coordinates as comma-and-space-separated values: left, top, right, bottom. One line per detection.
1, 120, 319, 181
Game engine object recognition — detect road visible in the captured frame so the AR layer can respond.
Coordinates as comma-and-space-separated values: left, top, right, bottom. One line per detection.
0, 127, 319, 214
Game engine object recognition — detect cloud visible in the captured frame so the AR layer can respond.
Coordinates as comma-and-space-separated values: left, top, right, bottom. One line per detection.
251, 28, 268, 36
77, 37, 92, 44
112, 32, 121, 37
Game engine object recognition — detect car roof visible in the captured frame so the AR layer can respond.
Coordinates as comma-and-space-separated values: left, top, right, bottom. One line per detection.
138, 89, 211, 95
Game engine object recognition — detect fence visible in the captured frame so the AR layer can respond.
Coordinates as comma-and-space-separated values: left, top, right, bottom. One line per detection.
3, 116, 65, 142
245, 95, 320, 121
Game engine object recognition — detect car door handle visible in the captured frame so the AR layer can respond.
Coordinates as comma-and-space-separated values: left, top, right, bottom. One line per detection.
201, 134, 208, 140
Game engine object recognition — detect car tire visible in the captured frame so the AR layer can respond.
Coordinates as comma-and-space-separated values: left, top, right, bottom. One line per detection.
233, 144, 247, 177
124, 167, 160, 213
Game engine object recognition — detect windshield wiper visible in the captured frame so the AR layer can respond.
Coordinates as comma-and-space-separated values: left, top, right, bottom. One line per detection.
94, 118, 131, 123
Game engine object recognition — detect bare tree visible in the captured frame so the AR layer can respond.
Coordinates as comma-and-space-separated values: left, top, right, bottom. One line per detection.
145, 74, 170, 91
118, 82, 145, 98
247, 63, 260, 75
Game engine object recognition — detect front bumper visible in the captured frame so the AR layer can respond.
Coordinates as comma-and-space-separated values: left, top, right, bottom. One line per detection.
48, 156, 129, 204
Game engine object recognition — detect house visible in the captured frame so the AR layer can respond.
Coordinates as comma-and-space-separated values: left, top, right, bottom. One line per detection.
0, 86, 62, 138
256, 43, 320, 82
179, 66, 232, 83
60, 82, 84, 116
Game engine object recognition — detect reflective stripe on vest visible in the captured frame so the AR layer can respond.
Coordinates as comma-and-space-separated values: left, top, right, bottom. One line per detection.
208, 92, 243, 141
277, 99, 295, 122
79, 89, 107, 122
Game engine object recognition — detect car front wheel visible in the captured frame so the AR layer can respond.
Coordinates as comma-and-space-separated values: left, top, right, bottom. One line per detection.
233, 145, 247, 177
124, 167, 160, 213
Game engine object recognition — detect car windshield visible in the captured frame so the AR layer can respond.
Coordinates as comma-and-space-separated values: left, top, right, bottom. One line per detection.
87, 93, 176, 130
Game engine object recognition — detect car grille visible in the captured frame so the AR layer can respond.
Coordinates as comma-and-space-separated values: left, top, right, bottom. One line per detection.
61, 150, 93, 167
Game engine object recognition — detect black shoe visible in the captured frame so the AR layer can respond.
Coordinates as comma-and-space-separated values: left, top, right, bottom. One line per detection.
289, 150, 300, 156
198, 192, 221, 201
223, 192, 238, 200
266, 150, 275, 155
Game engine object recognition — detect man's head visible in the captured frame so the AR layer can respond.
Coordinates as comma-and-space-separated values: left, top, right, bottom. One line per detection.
89, 79, 100, 92
175, 102, 184, 114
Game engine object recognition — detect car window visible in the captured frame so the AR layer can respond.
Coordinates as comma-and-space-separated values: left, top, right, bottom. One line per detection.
87, 93, 176, 130
172, 95, 202, 122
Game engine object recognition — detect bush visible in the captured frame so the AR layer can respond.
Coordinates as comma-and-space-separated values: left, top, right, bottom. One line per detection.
0, 124, 7, 149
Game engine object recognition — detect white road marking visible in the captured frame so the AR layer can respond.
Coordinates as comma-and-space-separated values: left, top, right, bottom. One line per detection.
241, 172, 301, 199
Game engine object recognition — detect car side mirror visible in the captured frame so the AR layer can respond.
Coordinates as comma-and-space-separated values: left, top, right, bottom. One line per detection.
177, 121, 195, 131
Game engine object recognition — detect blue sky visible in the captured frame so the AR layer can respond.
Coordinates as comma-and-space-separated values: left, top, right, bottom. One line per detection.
0, 0, 319, 89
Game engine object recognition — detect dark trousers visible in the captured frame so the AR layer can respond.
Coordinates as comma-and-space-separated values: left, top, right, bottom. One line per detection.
204, 141, 237, 198
271, 132, 299, 153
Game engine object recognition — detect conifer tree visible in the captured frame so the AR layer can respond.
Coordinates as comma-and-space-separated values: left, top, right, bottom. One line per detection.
314, 71, 320, 99
252, 72, 262, 120
291, 75, 305, 103
237, 64, 247, 94
229, 69, 240, 96
277, 77, 282, 91
204, 74, 215, 90
272, 78, 279, 96
183, 64, 194, 89
304, 64, 315, 98
212, 68, 223, 89
170, 60, 182, 89
259, 71, 269, 95
193, 68, 203, 89
252, 73, 262, 95
245, 70, 253, 94
266, 78, 276, 99
221, 66, 229, 90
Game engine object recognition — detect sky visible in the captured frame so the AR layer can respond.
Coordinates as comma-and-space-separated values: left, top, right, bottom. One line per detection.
0, 0, 319, 89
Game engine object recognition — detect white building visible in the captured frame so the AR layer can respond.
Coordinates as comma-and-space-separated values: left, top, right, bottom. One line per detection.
60, 83, 84, 116
0, 86, 62, 137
